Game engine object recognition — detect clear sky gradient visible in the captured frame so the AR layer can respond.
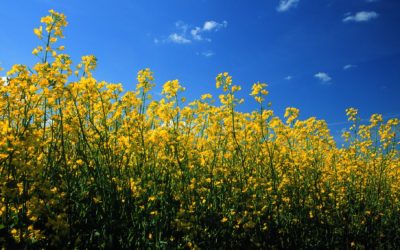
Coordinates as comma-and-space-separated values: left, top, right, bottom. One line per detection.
1, 0, 399, 142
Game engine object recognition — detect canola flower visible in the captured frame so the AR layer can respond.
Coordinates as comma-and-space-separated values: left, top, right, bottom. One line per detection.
0, 10, 399, 249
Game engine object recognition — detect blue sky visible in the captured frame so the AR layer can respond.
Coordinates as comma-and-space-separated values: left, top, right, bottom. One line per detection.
1, 0, 399, 141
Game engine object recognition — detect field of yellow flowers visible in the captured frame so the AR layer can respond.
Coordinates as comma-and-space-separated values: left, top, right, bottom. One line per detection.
1, 10, 399, 249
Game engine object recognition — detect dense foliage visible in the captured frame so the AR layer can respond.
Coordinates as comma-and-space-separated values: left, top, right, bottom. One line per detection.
1, 10, 399, 249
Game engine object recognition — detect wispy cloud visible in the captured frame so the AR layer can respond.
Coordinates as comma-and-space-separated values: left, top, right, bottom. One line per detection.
343, 64, 356, 70
284, 76, 292, 80
157, 20, 227, 44
203, 21, 228, 31
277, 0, 300, 12
191, 27, 203, 41
175, 21, 189, 33
167, 33, 191, 44
314, 72, 332, 84
343, 11, 379, 22
190, 20, 227, 41
200, 51, 215, 57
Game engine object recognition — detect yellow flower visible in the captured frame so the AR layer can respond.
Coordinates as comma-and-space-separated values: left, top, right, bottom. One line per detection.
50, 37, 57, 43
346, 107, 358, 122
41, 16, 54, 25
162, 79, 184, 98
284, 107, 299, 124
33, 26, 43, 39
32, 48, 40, 55
250, 82, 268, 103
93, 197, 102, 204
201, 93, 212, 100
370, 113, 383, 127
231, 85, 241, 92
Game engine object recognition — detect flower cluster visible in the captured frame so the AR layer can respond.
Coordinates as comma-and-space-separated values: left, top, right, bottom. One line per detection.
0, 10, 399, 249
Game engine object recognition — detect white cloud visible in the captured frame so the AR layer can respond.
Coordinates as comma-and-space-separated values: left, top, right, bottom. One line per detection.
343, 64, 356, 70
175, 21, 189, 33
343, 11, 379, 22
203, 20, 228, 31
191, 27, 202, 41
190, 20, 227, 41
285, 76, 292, 80
158, 20, 227, 44
314, 72, 332, 83
203, 21, 218, 31
168, 33, 191, 44
277, 0, 300, 12
201, 51, 214, 57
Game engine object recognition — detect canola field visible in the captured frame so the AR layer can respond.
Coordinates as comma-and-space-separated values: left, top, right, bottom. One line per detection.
1, 10, 399, 249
